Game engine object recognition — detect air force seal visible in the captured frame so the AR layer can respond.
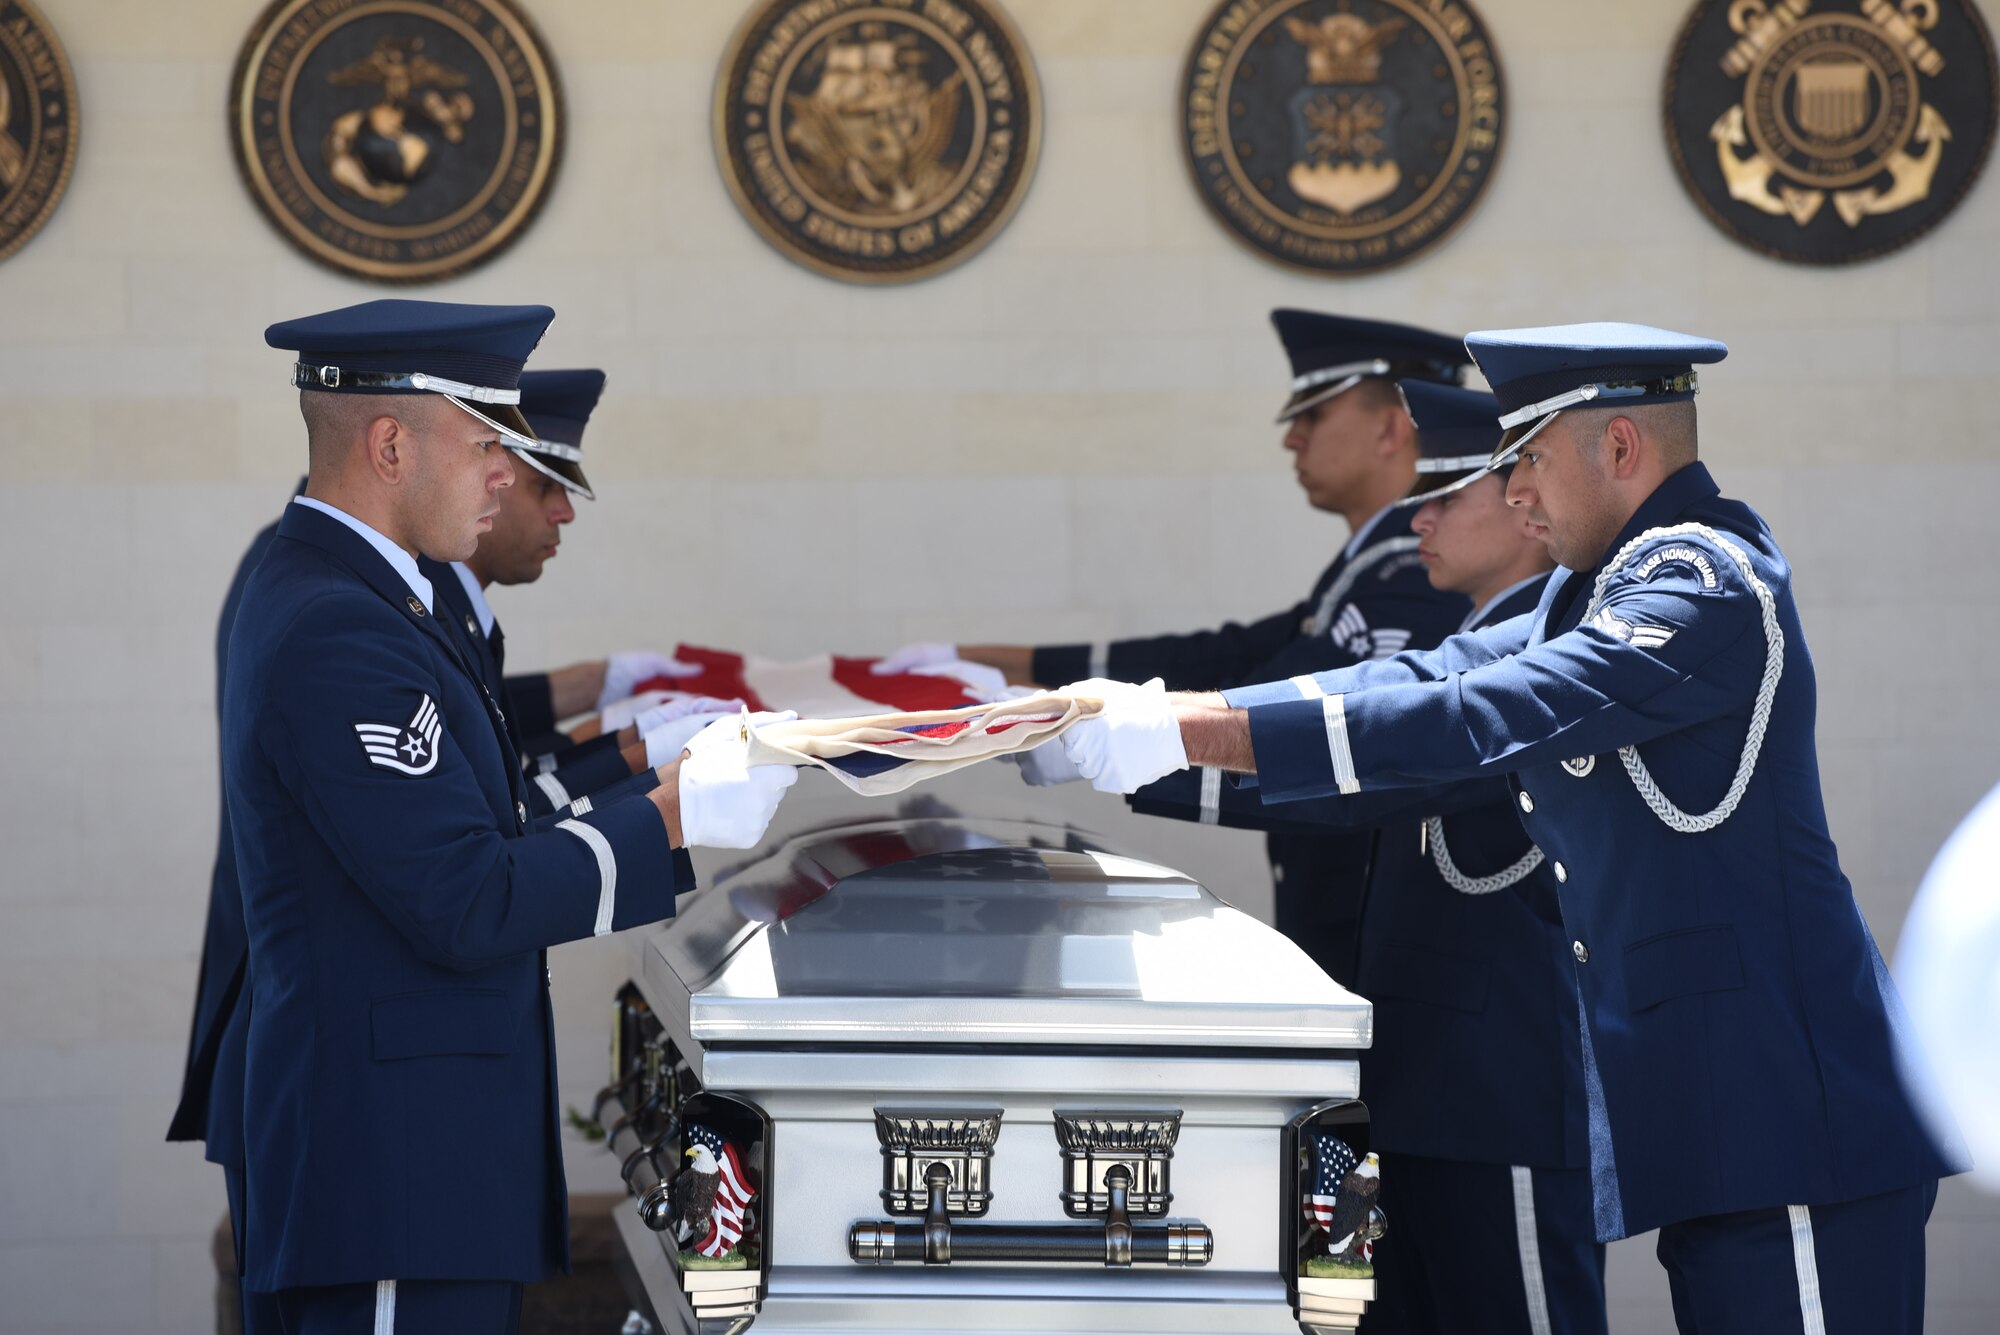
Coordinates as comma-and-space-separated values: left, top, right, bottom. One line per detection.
354, 694, 444, 777
0, 0, 80, 266
1180, 0, 1506, 275
1665, 0, 1997, 264
714, 0, 1043, 284
230, 0, 564, 282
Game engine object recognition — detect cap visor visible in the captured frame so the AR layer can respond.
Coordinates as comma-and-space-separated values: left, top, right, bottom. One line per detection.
512, 446, 594, 501
1275, 374, 1366, 424
1489, 409, 1561, 471
446, 396, 540, 453
1395, 467, 1487, 507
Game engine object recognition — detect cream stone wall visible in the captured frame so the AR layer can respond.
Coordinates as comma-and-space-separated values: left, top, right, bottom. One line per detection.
2, 0, 1997, 1330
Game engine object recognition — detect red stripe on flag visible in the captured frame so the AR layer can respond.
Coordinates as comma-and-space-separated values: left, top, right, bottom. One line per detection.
633, 646, 768, 711
830, 655, 984, 712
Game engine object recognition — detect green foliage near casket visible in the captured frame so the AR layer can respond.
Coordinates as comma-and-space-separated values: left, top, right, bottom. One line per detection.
1303, 1256, 1375, 1279
563, 1106, 606, 1142
678, 1248, 752, 1270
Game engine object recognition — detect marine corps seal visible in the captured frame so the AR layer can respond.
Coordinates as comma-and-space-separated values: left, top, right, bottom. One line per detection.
0, 0, 80, 266
1665, 0, 1997, 265
230, 0, 563, 283
714, 0, 1043, 284
1180, 0, 1505, 276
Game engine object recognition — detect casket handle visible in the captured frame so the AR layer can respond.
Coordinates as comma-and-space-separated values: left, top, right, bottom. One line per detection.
848, 1162, 1213, 1268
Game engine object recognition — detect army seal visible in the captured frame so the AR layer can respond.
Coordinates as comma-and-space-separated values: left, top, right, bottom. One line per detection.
1180, 0, 1506, 276
0, 0, 80, 266
714, 0, 1043, 284
230, 0, 563, 283
1665, 0, 1997, 265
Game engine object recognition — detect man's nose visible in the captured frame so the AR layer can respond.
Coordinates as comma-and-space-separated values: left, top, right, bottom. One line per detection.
1505, 467, 1529, 508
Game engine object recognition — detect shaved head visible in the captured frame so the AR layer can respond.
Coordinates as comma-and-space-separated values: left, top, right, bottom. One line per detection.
301, 390, 446, 478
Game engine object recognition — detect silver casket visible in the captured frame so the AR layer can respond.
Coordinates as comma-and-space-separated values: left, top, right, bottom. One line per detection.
595, 816, 1379, 1335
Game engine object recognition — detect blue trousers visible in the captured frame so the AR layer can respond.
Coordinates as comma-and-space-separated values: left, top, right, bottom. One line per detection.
1361, 1152, 1607, 1335
258, 1279, 523, 1335
223, 1160, 285, 1335
1655, 1180, 1937, 1335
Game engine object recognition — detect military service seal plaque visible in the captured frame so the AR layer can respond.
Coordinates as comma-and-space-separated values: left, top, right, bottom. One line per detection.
230, 0, 563, 283
0, 0, 80, 266
1665, 0, 1997, 265
714, 0, 1043, 284
1180, 0, 1505, 276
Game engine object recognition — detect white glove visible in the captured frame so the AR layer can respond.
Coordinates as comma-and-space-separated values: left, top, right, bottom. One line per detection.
599, 689, 679, 733
642, 704, 743, 768
872, 642, 959, 675
1008, 738, 1085, 787
600, 651, 701, 709
1058, 678, 1189, 795
676, 714, 800, 850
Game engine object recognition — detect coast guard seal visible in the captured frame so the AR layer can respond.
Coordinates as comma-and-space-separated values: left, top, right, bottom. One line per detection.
1180, 0, 1506, 275
230, 0, 564, 283
714, 0, 1043, 284
0, 0, 79, 265
1664, 0, 1997, 265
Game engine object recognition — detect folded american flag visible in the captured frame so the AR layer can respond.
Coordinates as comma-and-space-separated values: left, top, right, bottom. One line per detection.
639, 645, 1000, 717
746, 692, 1104, 797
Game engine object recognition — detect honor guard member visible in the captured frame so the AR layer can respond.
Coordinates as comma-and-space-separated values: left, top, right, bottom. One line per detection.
423, 368, 702, 816
228, 300, 797, 1334
1131, 383, 1602, 1335
879, 311, 1474, 982
168, 479, 299, 1334
1064, 324, 1964, 1335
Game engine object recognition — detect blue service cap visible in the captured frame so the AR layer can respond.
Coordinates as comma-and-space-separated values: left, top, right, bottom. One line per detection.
265, 299, 555, 455
1272, 309, 1469, 424
516, 368, 605, 501
1466, 322, 1728, 468
1396, 380, 1505, 506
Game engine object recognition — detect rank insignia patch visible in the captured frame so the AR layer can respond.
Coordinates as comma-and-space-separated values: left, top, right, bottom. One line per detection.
1593, 608, 1678, 651
1664, 0, 1997, 264
355, 694, 444, 776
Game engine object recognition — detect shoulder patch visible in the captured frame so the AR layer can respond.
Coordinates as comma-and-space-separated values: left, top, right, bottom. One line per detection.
353, 694, 444, 776
1375, 550, 1429, 581
1631, 542, 1720, 589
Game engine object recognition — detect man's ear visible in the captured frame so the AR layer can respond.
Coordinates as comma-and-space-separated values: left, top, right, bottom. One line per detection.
363, 412, 407, 484
1605, 414, 1647, 480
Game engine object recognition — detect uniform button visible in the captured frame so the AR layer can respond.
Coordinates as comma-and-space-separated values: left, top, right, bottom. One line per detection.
406, 596, 426, 618
1518, 790, 1535, 814
516, 801, 527, 824
1273, 864, 1286, 885
545, 967, 553, 987
464, 614, 477, 636
1572, 940, 1590, 964
1553, 861, 1568, 883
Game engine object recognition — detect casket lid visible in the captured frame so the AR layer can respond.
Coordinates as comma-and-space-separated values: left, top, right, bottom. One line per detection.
637, 817, 1370, 1051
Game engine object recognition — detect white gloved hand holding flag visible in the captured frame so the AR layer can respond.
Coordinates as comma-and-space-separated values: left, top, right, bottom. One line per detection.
600, 650, 701, 709
1058, 678, 1189, 795
676, 712, 801, 849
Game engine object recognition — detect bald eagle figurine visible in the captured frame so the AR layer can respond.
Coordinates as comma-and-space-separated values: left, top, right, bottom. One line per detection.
666, 1142, 722, 1247
1324, 1152, 1381, 1258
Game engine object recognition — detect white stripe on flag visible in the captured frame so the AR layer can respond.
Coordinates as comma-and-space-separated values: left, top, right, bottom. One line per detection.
743, 655, 889, 719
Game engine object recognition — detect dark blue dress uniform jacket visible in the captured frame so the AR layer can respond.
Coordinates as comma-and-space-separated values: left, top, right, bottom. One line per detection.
224, 505, 694, 1290
421, 557, 648, 816
1231, 463, 1961, 1239
1134, 578, 1589, 1173
168, 514, 283, 1151
1035, 505, 1467, 982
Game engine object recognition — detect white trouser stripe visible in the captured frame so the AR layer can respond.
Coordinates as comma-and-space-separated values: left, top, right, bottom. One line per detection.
1291, 674, 1326, 699
373, 1279, 395, 1335
1198, 767, 1222, 824
1322, 694, 1360, 794
558, 817, 618, 936
1088, 642, 1109, 679
1788, 1204, 1828, 1335
534, 771, 570, 808
1511, 1166, 1554, 1335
